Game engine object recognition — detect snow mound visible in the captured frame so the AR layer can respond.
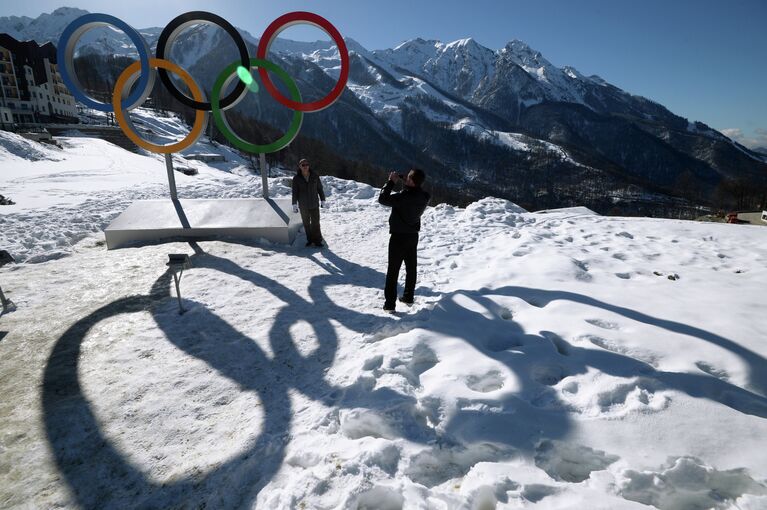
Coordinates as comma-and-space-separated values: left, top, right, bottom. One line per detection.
429, 196, 528, 230
535, 206, 599, 215
466, 196, 528, 215
0, 131, 63, 162
619, 457, 767, 509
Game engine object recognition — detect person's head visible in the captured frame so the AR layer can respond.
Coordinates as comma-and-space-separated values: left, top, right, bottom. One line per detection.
298, 158, 310, 175
405, 168, 425, 188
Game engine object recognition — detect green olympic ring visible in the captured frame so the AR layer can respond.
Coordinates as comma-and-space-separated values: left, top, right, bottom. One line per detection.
211, 58, 303, 153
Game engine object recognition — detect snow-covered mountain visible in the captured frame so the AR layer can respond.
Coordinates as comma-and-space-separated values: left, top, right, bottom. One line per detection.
260, 27, 767, 208
375, 37, 593, 107
0, 7, 157, 57
0, 8, 645, 125
0, 7, 86, 43
3, 7, 766, 216
0, 8, 710, 130
0, 7, 260, 66
2, 111, 767, 509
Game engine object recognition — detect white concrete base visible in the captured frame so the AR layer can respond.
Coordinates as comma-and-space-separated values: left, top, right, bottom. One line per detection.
104, 198, 301, 249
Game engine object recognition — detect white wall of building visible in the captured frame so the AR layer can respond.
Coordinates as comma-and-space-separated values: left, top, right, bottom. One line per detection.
0, 44, 76, 125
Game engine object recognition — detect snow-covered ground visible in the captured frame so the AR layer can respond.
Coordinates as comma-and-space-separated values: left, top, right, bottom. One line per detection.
1, 118, 767, 509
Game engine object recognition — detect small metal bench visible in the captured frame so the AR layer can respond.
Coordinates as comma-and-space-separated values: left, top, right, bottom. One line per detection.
167, 253, 191, 314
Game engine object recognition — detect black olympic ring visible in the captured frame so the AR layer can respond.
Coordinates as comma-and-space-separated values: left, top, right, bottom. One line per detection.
155, 11, 250, 111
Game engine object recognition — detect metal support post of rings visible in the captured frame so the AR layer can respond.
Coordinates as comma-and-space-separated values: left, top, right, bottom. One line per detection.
57, 11, 349, 154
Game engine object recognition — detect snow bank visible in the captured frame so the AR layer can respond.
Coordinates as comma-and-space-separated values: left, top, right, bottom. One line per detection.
0, 130, 63, 162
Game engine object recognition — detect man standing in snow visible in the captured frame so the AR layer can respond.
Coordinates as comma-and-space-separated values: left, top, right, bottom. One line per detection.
292, 158, 326, 247
378, 169, 430, 312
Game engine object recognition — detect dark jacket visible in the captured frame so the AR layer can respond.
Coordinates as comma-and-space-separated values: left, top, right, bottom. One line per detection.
292, 171, 326, 210
378, 180, 430, 234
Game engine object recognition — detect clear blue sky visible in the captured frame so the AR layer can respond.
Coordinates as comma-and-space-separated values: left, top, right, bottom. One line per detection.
8, 0, 767, 147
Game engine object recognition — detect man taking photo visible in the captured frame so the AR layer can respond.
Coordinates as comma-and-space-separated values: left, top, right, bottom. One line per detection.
378, 168, 430, 313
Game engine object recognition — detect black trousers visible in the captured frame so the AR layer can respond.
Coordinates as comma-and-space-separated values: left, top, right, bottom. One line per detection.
385, 233, 419, 307
299, 207, 323, 244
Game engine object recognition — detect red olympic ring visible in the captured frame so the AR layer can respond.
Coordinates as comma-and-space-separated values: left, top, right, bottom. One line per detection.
257, 11, 349, 113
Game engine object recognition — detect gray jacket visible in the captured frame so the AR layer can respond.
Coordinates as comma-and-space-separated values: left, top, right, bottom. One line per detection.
292, 171, 326, 210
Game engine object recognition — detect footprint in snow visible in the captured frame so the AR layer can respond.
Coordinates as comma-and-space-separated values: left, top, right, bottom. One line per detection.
534, 440, 619, 483
483, 334, 523, 352
521, 484, 561, 503
498, 307, 513, 320
363, 355, 384, 371
531, 364, 567, 386
539, 331, 572, 356
583, 334, 659, 369
405, 442, 512, 488
386, 343, 439, 388
585, 318, 620, 330
596, 379, 669, 415
695, 361, 730, 381
521, 296, 545, 308
466, 370, 505, 392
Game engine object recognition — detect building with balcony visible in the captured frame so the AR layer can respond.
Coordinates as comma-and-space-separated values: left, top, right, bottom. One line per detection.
0, 34, 77, 128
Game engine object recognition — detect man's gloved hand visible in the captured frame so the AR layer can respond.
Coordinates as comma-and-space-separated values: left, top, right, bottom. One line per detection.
320, 201, 326, 209
292, 204, 299, 213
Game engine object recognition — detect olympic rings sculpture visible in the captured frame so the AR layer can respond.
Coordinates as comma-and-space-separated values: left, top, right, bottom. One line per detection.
57, 11, 350, 154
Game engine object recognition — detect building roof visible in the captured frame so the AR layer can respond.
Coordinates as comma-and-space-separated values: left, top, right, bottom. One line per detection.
0, 33, 58, 92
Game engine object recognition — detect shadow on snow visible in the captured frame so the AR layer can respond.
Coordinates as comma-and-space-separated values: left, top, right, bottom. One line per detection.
43, 248, 767, 508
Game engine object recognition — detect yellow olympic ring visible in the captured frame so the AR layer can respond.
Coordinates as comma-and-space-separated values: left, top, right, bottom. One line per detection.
112, 58, 208, 154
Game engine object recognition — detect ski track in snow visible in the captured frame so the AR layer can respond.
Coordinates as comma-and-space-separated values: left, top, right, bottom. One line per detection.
2, 121, 767, 509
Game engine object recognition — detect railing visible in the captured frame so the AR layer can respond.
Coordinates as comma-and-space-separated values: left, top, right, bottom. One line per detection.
4, 123, 49, 133
1, 119, 84, 132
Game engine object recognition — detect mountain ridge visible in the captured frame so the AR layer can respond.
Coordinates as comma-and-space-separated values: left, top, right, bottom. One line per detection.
2, 7, 766, 215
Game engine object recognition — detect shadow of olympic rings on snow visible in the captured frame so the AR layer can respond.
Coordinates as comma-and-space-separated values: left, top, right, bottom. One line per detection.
42, 248, 438, 508
42, 250, 767, 507
424, 287, 767, 443
486, 286, 767, 401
